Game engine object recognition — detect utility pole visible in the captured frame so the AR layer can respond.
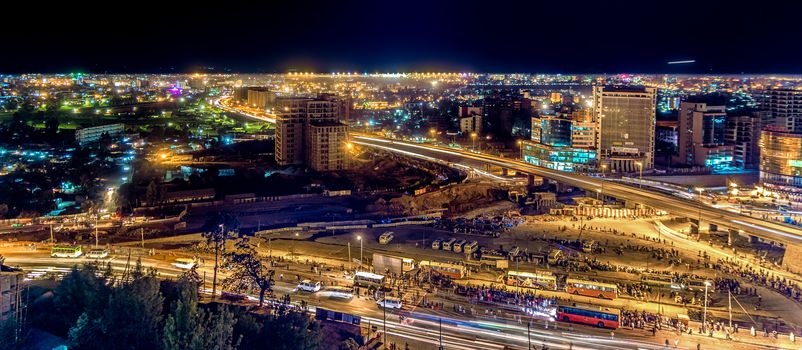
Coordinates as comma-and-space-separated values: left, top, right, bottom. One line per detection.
728, 289, 732, 328
438, 318, 444, 350
703, 281, 710, 333
140, 227, 144, 248
49, 224, 54, 243
94, 218, 99, 248
348, 242, 352, 271
527, 321, 532, 350
383, 291, 387, 350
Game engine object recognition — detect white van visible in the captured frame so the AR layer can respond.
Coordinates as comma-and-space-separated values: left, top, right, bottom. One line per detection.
378, 232, 395, 245
297, 280, 322, 292
377, 297, 403, 309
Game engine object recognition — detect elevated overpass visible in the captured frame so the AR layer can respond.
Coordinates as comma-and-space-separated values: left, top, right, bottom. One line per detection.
211, 98, 802, 270
352, 134, 802, 270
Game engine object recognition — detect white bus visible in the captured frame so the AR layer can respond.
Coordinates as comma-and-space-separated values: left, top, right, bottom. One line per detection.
431, 239, 442, 250
51, 246, 82, 258
442, 238, 457, 250
505, 270, 558, 290
86, 248, 109, 259
354, 271, 385, 288
463, 241, 479, 254
452, 240, 467, 253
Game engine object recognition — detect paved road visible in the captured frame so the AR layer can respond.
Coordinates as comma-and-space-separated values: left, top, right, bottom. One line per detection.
351, 135, 802, 247
0, 249, 676, 350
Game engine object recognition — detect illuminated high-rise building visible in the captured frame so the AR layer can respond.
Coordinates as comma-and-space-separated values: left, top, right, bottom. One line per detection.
247, 88, 276, 109
759, 130, 802, 201
593, 86, 656, 172
523, 108, 598, 173
675, 101, 733, 169
725, 114, 761, 170
755, 88, 802, 133
275, 96, 350, 171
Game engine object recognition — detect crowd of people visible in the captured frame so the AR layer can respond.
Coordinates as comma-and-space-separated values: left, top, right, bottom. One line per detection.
712, 258, 802, 302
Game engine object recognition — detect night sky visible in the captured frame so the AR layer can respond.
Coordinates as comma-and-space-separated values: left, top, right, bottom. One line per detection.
3, 0, 801, 74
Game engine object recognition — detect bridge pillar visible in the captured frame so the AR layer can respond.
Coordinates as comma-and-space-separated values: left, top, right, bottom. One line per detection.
784, 245, 802, 274
501, 168, 508, 176
689, 218, 706, 234
727, 229, 737, 246
527, 174, 535, 186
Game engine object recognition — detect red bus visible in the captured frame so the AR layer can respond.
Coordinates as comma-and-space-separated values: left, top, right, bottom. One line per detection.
557, 303, 620, 329
565, 278, 618, 299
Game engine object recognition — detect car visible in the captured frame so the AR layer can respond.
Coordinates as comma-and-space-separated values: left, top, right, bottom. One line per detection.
297, 280, 322, 292
172, 258, 197, 269
378, 232, 394, 244
376, 297, 403, 309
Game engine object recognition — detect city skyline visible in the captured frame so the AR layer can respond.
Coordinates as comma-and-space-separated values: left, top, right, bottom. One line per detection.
3, 0, 802, 74
3, 2, 802, 349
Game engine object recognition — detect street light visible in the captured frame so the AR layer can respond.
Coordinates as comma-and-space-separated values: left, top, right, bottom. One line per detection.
430, 128, 437, 142
517, 140, 523, 160
471, 132, 477, 151
600, 164, 608, 203
357, 235, 363, 270
695, 187, 704, 234
703, 280, 712, 333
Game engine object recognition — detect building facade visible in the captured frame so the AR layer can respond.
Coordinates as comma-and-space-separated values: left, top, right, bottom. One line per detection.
246, 88, 276, 109
756, 88, 802, 133
675, 101, 733, 169
0, 270, 22, 322
306, 121, 350, 171
593, 86, 656, 172
275, 96, 350, 171
75, 123, 125, 145
523, 108, 598, 173
759, 130, 802, 201
725, 115, 761, 170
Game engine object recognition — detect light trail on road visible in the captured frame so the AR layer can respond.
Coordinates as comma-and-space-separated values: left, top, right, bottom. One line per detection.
352, 135, 802, 246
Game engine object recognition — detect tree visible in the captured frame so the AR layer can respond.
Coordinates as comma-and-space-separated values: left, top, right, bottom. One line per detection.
259, 309, 321, 350
163, 276, 239, 350
0, 317, 18, 350
145, 180, 160, 206
234, 310, 321, 350
68, 262, 164, 350
223, 238, 273, 307
54, 265, 110, 333
202, 213, 239, 299
44, 116, 59, 136
100, 266, 164, 350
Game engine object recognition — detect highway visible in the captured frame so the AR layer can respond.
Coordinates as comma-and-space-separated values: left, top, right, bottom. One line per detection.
2, 249, 677, 350
209, 98, 802, 247
212, 97, 276, 123
351, 135, 802, 247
